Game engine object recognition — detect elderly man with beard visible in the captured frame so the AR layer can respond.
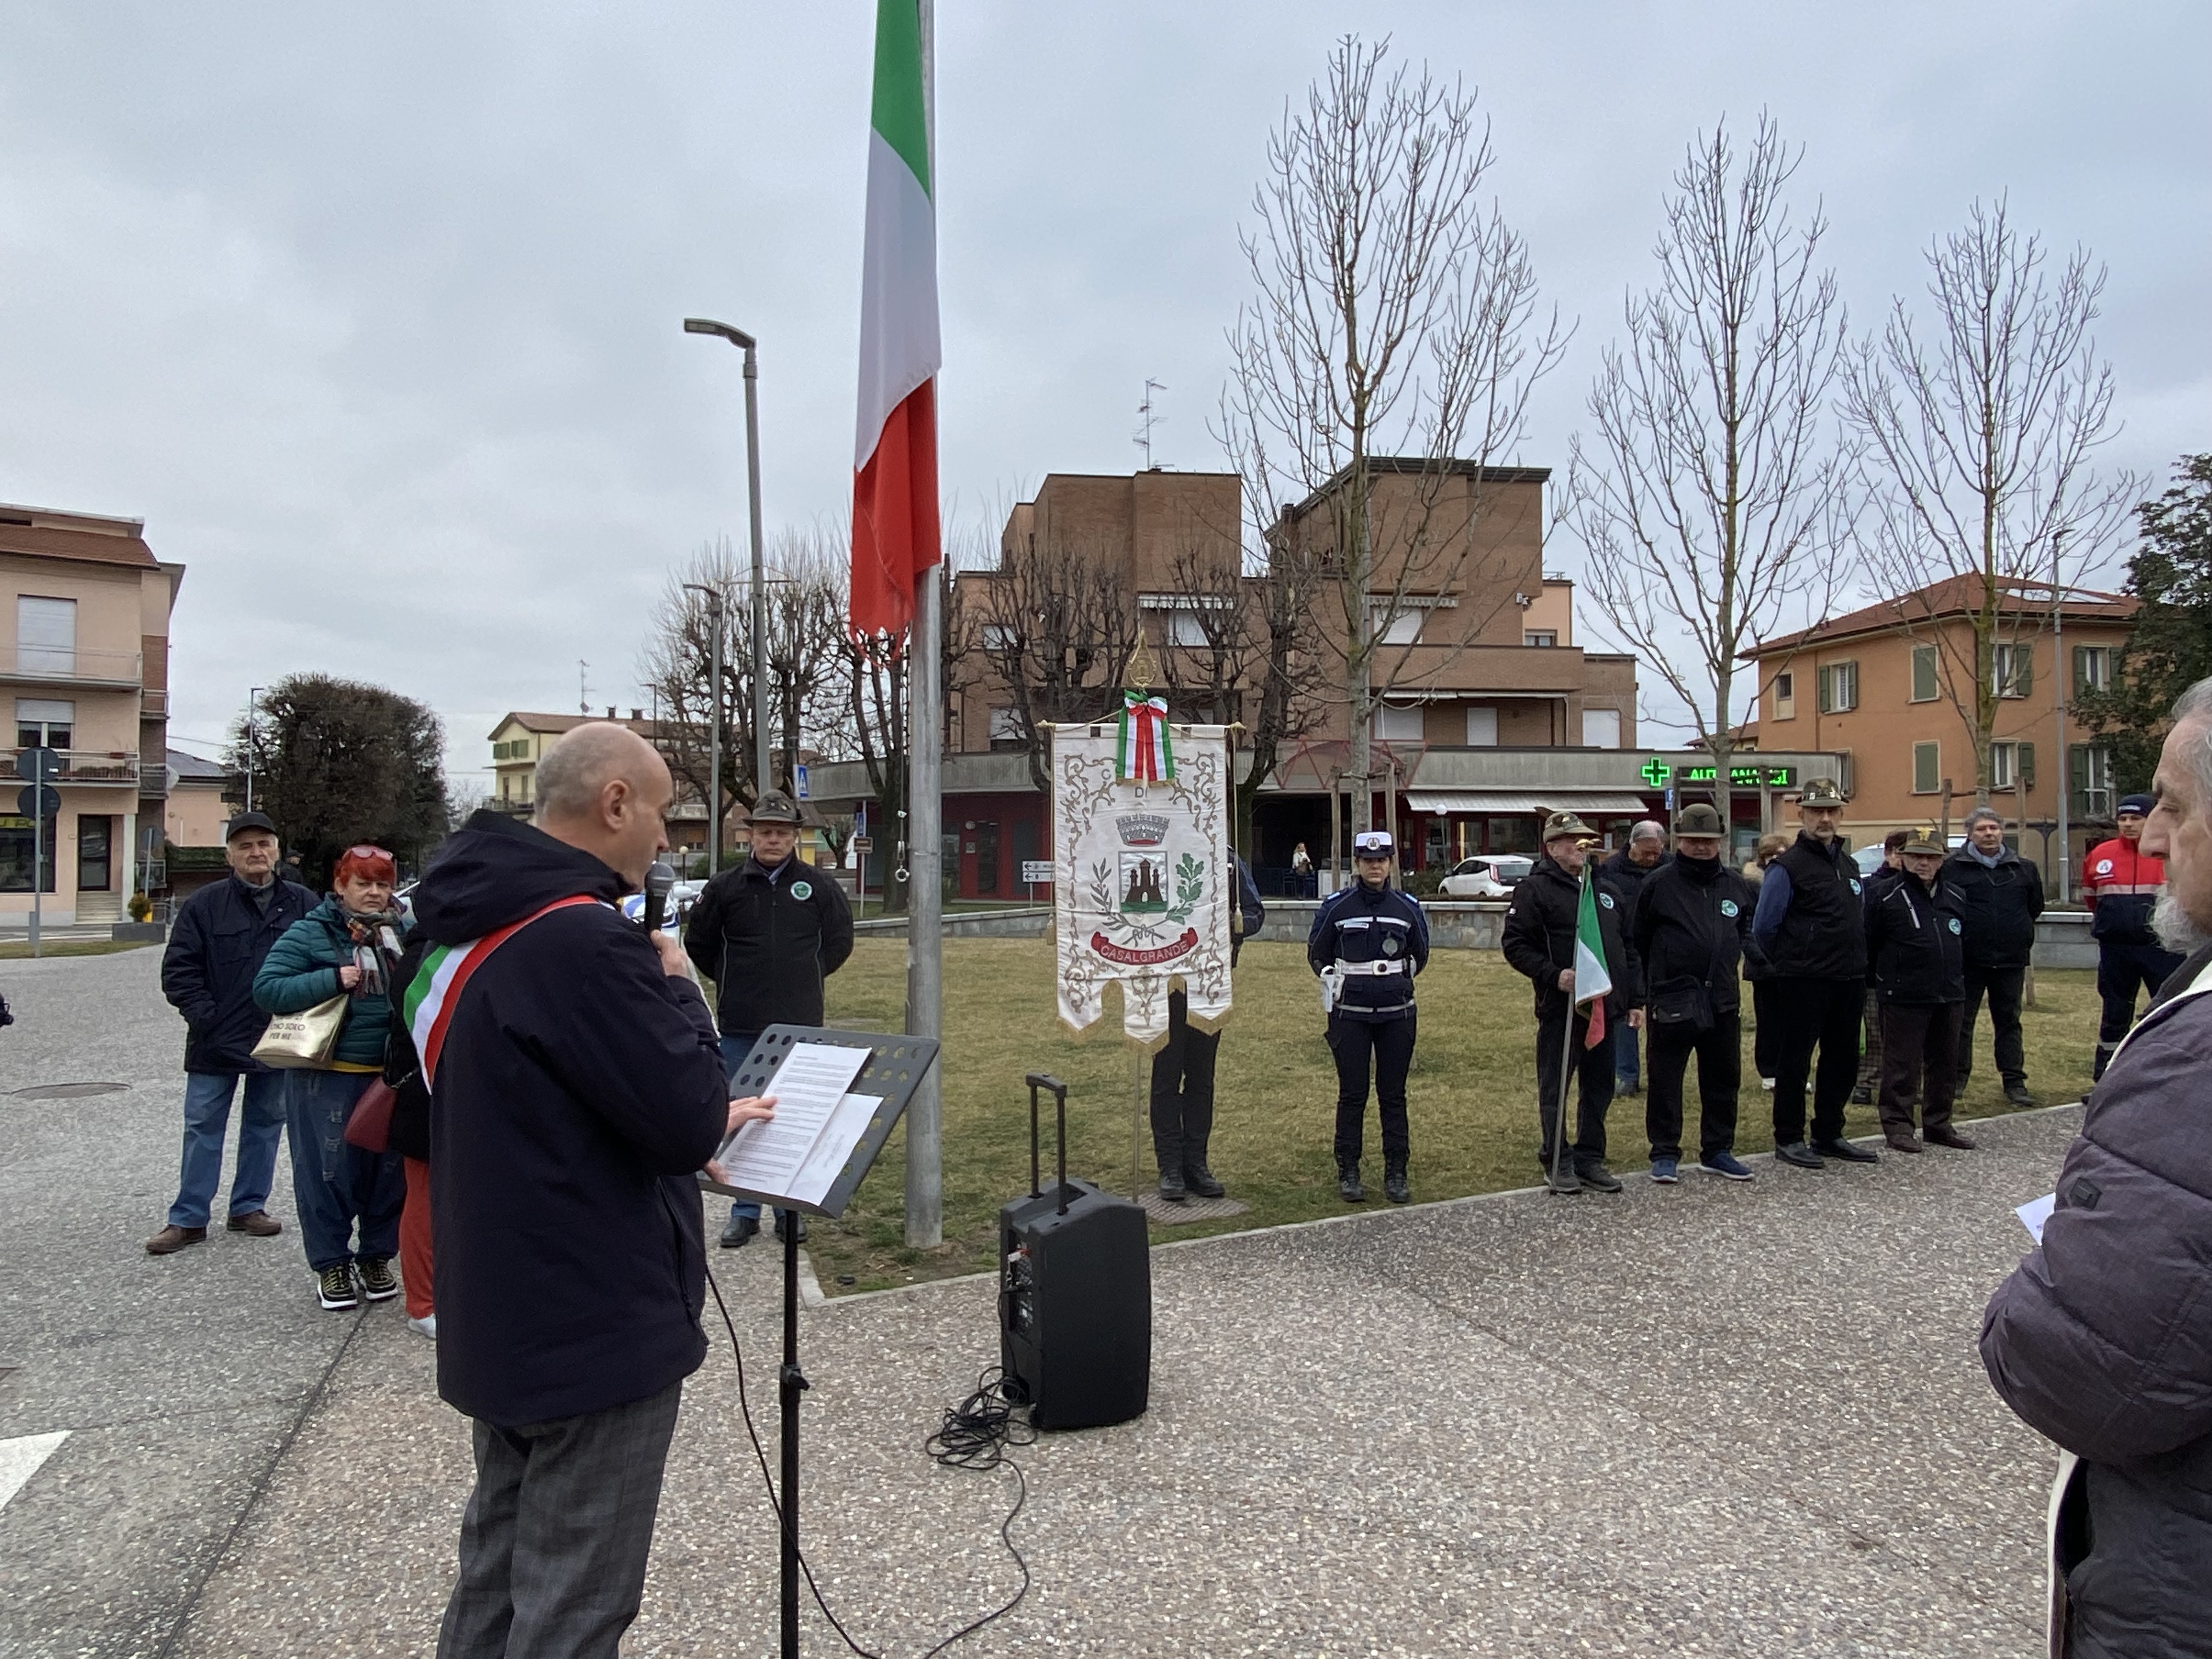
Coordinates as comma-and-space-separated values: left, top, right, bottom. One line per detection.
1982, 676, 2212, 1656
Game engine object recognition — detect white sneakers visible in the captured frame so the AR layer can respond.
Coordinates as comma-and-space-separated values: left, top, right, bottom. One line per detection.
408, 1313, 438, 1341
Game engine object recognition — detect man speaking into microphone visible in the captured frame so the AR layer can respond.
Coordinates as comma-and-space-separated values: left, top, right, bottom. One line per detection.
409, 722, 772, 1659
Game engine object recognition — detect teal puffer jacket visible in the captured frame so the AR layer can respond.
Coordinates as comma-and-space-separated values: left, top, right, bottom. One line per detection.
251, 897, 402, 1069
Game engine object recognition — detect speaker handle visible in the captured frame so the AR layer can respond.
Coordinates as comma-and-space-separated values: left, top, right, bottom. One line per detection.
1024, 1071, 1068, 1212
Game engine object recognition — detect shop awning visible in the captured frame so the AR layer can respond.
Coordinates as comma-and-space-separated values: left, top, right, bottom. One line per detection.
1407, 789, 1654, 816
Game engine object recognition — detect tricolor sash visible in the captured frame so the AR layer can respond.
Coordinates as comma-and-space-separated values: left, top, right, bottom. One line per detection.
1116, 691, 1174, 783
403, 895, 602, 1087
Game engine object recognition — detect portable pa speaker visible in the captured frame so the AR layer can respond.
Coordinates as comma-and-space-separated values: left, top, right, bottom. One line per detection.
998, 1073, 1150, 1431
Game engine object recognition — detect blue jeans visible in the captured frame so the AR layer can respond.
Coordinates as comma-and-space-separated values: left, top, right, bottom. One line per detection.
284, 1069, 407, 1272
718, 1032, 781, 1227
1613, 1018, 1641, 1091
170, 1069, 289, 1228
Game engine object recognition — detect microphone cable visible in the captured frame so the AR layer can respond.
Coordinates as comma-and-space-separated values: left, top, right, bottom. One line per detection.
703, 1265, 1035, 1659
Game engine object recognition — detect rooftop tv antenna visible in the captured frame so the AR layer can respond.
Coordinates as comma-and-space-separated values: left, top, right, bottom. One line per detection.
1133, 379, 1166, 470
578, 659, 590, 716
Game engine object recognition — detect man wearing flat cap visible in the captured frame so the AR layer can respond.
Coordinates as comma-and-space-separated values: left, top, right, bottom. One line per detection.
1503, 810, 1644, 1195
684, 789, 853, 1246
1307, 829, 1428, 1204
1750, 778, 1879, 1169
1863, 827, 1974, 1153
1627, 803, 1760, 1183
2083, 792, 2185, 1080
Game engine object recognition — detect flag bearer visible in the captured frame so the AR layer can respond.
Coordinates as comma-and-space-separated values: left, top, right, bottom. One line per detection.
1750, 778, 1878, 1169
1503, 812, 1645, 1197
1307, 830, 1428, 1205
2084, 793, 2186, 1080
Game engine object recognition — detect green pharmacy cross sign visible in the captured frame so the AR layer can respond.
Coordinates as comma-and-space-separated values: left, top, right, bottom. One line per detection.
1639, 758, 1797, 790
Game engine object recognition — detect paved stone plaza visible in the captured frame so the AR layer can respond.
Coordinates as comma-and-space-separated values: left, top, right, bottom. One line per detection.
3, 947, 2067, 1657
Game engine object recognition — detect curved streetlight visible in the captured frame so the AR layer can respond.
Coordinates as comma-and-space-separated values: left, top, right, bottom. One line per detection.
684, 318, 772, 804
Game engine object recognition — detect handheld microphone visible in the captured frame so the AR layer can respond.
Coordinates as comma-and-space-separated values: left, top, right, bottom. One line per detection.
642, 860, 676, 933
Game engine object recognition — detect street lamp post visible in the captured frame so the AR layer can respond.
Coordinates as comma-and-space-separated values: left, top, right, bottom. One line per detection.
2052, 532, 2072, 904
682, 583, 727, 875
684, 319, 774, 800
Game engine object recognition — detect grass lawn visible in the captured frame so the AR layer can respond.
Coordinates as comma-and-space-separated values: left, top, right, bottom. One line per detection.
0, 939, 156, 960
799, 938, 2100, 1295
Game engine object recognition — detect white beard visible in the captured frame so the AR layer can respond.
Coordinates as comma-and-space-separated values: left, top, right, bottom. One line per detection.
2154, 894, 2211, 956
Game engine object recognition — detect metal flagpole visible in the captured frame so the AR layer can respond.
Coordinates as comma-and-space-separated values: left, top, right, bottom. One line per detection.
902, 0, 944, 1249
743, 347, 772, 796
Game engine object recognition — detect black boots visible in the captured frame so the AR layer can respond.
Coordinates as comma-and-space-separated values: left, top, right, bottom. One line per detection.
1337, 1160, 1365, 1203
1183, 1164, 1226, 1199
1158, 1165, 1187, 1203
1383, 1161, 1410, 1205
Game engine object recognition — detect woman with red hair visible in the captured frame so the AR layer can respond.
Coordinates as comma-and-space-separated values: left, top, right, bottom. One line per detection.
254, 845, 410, 1312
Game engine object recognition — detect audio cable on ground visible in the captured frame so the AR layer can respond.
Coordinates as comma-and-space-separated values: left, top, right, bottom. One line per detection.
704, 1266, 1035, 1659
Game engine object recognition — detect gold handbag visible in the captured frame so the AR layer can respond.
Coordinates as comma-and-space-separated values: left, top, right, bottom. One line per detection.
251, 994, 350, 1069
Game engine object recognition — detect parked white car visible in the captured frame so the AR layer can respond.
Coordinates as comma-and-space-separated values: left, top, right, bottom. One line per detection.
1437, 854, 1533, 899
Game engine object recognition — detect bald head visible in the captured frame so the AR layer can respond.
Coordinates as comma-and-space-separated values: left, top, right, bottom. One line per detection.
534, 722, 673, 886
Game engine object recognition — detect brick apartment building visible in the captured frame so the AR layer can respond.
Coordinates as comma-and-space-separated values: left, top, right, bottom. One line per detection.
1742, 576, 2139, 888
2, 501, 182, 929
808, 464, 1841, 897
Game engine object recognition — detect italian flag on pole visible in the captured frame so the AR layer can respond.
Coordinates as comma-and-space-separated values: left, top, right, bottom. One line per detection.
1573, 867, 1613, 1047
849, 0, 941, 638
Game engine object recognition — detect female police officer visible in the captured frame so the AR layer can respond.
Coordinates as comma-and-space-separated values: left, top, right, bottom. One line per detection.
1308, 829, 1429, 1204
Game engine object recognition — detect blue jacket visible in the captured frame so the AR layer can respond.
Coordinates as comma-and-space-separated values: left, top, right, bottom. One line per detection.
160, 873, 319, 1073
409, 810, 729, 1429
1307, 881, 1427, 1020
252, 897, 404, 1070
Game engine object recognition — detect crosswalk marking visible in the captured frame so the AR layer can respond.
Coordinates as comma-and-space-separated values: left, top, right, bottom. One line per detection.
0, 1431, 70, 1511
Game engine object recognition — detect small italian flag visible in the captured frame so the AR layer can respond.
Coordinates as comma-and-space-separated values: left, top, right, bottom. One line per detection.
848, 0, 941, 639
1573, 867, 1613, 1047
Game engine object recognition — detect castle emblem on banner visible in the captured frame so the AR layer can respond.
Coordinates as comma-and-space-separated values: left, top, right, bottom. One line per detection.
1050, 715, 1232, 1046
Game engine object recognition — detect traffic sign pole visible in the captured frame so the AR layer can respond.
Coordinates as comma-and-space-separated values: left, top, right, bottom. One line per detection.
14, 748, 60, 958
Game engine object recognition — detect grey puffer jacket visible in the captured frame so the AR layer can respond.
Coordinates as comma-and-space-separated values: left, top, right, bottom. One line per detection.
1980, 940, 2212, 1657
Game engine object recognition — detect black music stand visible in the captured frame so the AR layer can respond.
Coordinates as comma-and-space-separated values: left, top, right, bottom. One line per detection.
697, 1025, 940, 1659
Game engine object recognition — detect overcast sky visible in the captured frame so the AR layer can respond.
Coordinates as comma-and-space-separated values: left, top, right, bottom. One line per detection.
3, 1, 2205, 781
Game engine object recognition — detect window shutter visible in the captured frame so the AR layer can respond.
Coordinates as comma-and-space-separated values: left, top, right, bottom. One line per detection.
1911, 646, 1938, 703
2018, 742, 2036, 791
1914, 742, 1939, 794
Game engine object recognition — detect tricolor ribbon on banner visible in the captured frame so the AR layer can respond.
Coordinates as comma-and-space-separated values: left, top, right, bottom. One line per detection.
1116, 691, 1175, 783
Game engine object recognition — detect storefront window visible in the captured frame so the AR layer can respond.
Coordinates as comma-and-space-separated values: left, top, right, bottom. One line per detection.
1486, 816, 1537, 855
0, 814, 59, 891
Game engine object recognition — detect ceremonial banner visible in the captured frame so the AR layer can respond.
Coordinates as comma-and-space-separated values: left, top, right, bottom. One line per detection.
1052, 720, 1232, 1046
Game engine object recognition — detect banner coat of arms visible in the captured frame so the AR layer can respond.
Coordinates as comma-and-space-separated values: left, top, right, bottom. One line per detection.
1052, 720, 1232, 1046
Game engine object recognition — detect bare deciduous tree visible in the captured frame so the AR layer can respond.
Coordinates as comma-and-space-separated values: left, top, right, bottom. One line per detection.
970, 533, 1139, 793
1218, 33, 1564, 832
1843, 197, 2138, 801
1567, 114, 1850, 828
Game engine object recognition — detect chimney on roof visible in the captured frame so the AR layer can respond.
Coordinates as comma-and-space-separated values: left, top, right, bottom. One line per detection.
631, 707, 644, 721
605, 706, 616, 719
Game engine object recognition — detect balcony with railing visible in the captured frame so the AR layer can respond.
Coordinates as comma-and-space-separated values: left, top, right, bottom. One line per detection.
0, 643, 145, 687
2, 748, 143, 788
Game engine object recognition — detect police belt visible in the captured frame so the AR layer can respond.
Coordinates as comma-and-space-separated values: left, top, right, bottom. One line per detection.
1334, 958, 1406, 977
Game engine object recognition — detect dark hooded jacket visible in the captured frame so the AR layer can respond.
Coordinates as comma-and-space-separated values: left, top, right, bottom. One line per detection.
410, 810, 728, 1428
1982, 943, 2212, 1657
1864, 871, 1967, 1005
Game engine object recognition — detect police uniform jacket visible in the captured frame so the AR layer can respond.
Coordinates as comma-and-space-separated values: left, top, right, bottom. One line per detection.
1306, 881, 1427, 1021
684, 855, 854, 1035
2085, 837, 2169, 947
1629, 855, 1760, 1019
1503, 856, 1644, 1022
1751, 832, 1867, 981
1940, 845, 2045, 970
1864, 871, 1967, 1005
